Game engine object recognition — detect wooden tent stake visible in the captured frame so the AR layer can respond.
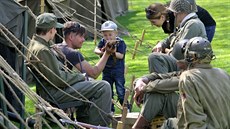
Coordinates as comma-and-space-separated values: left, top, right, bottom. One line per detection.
132, 29, 146, 59
132, 40, 140, 59
40, 0, 45, 13
139, 29, 146, 46
129, 75, 135, 112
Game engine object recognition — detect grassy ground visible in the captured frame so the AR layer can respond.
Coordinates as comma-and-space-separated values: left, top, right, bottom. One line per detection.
25, 0, 230, 127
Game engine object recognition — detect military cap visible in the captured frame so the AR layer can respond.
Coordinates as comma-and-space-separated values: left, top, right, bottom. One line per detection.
36, 13, 63, 28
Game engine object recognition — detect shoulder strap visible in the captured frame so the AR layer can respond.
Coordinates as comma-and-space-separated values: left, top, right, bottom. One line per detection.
77, 53, 89, 80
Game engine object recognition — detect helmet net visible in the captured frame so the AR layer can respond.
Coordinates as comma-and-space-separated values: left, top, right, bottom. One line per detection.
169, 0, 197, 13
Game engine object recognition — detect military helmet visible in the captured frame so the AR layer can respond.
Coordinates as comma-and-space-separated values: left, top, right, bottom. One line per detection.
168, 0, 197, 13
184, 37, 213, 63
171, 39, 189, 60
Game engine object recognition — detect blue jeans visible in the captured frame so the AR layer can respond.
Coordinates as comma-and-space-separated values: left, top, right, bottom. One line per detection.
205, 25, 216, 42
102, 68, 125, 112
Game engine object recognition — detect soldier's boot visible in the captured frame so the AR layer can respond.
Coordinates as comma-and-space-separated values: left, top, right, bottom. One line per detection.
132, 114, 150, 129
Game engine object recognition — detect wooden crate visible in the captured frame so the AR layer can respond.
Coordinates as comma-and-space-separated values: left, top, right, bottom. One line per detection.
151, 116, 165, 129
114, 112, 165, 129
113, 112, 139, 129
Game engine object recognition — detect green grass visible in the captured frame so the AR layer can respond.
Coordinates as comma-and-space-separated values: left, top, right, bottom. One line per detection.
25, 86, 36, 114
24, 0, 230, 127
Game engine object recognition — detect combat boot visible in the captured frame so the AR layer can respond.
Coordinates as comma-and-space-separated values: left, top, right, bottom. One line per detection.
132, 114, 150, 129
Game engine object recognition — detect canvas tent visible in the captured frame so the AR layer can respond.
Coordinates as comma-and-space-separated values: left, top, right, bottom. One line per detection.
0, 1, 26, 47
0, 0, 27, 99
0, 1, 28, 128
18, 0, 129, 39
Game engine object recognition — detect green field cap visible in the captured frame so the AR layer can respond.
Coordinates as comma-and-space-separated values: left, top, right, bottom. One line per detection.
36, 13, 63, 28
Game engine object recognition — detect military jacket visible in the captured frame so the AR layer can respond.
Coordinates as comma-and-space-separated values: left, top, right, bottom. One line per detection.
178, 64, 230, 129
141, 71, 181, 94
27, 35, 85, 88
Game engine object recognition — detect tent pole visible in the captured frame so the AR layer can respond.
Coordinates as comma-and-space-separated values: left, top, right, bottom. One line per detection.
94, 0, 97, 45
40, 0, 45, 13
19, 6, 28, 129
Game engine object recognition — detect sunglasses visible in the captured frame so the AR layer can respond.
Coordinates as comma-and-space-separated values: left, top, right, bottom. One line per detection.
145, 8, 162, 20
145, 8, 158, 15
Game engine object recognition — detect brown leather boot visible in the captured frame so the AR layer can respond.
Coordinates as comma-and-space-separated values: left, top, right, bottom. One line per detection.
132, 114, 150, 129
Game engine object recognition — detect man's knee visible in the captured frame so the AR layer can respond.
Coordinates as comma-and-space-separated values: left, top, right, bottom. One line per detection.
102, 80, 111, 91
148, 52, 159, 62
148, 53, 161, 73
141, 93, 165, 121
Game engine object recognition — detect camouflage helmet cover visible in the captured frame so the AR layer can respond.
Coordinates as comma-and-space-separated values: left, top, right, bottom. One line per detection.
168, 0, 197, 13
184, 37, 213, 63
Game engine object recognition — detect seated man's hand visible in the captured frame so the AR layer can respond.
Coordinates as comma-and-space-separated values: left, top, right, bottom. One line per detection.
165, 48, 171, 54
133, 79, 146, 107
152, 42, 162, 52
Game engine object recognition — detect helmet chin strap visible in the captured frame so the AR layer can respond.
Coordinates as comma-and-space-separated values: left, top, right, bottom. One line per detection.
186, 59, 199, 70
173, 13, 178, 32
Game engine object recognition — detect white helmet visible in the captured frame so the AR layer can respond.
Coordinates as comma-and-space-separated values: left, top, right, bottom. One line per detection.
101, 21, 117, 31
168, 0, 197, 13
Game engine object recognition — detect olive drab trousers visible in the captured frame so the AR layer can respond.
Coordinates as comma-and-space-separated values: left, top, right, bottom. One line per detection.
140, 92, 179, 122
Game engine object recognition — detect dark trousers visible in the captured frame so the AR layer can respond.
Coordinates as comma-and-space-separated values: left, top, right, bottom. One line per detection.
0, 44, 23, 112
205, 25, 216, 42
102, 68, 125, 112
148, 52, 179, 74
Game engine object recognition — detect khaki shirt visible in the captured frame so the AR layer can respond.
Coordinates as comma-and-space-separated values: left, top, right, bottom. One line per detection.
27, 35, 85, 88
178, 64, 230, 129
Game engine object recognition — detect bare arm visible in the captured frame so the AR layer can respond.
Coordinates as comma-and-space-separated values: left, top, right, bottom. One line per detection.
77, 43, 116, 79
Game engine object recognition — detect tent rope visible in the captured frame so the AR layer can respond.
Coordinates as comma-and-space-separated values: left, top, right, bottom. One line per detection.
0, 111, 18, 129
0, 60, 77, 129
0, 93, 30, 129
